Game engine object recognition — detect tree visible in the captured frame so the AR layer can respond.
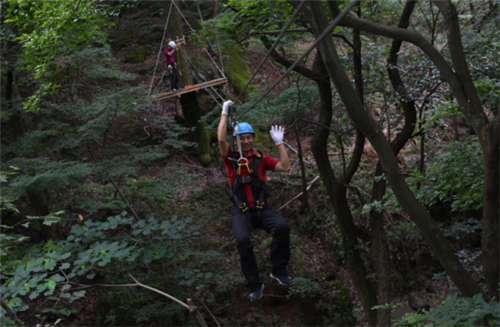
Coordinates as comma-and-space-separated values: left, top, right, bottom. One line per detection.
324, 0, 499, 298
4, 0, 111, 111
300, 0, 484, 299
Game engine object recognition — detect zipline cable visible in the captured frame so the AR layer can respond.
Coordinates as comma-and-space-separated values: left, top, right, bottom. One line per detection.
172, 0, 226, 78
180, 47, 223, 107
180, 46, 225, 106
148, 1, 174, 97
236, 0, 359, 121
234, 0, 306, 104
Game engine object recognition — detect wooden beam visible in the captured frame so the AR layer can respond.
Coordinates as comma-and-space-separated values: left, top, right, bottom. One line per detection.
152, 78, 227, 101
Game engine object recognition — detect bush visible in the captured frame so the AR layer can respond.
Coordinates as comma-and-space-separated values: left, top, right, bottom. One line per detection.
394, 293, 500, 327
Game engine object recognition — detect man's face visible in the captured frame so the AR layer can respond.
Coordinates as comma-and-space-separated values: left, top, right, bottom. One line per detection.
235, 133, 254, 152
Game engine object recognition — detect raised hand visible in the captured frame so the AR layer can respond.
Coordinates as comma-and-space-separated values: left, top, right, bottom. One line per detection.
270, 125, 285, 146
222, 100, 234, 116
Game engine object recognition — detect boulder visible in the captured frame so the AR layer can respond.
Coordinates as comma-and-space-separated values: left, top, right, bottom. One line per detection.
222, 46, 257, 100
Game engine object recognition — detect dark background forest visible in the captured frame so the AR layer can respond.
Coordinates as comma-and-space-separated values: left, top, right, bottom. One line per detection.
1, 0, 499, 326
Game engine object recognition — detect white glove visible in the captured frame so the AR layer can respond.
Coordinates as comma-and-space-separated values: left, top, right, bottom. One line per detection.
270, 125, 285, 146
222, 100, 234, 116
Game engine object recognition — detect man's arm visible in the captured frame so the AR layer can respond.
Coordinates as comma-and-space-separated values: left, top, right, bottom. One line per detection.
274, 144, 291, 172
167, 49, 175, 56
270, 126, 291, 172
218, 101, 233, 157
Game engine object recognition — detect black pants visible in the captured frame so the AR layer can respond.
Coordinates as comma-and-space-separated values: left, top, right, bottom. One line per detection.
232, 205, 290, 289
170, 64, 179, 90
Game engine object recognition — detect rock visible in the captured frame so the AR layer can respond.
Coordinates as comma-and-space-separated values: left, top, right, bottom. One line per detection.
188, 54, 218, 85
222, 46, 257, 101
408, 293, 430, 311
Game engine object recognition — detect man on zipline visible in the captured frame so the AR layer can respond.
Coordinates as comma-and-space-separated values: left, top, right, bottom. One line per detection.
165, 41, 180, 92
218, 100, 293, 301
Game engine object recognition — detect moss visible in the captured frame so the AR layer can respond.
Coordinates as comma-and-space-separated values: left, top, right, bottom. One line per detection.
188, 54, 218, 85
331, 280, 356, 326
124, 45, 150, 64
222, 46, 257, 100
290, 234, 305, 277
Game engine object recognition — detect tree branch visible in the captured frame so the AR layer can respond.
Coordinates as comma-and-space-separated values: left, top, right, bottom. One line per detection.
1, 296, 24, 327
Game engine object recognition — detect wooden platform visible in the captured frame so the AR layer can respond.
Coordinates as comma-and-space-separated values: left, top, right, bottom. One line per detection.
153, 77, 228, 101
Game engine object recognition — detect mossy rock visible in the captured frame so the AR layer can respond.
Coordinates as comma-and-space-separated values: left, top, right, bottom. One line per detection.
124, 45, 150, 64
188, 54, 219, 85
330, 280, 356, 326
222, 46, 257, 100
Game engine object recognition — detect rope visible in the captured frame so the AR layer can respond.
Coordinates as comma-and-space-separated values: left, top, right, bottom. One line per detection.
172, 0, 225, 78
148, 1, 174, 97
234, 0, 306, 104
180, 46, 224, 107
236, 0, 359, 121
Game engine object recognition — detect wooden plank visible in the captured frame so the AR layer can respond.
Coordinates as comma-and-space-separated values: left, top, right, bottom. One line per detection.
152, 78, 227, 101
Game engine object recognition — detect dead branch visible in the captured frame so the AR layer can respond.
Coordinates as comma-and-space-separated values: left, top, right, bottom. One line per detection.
278, 176, 320, 211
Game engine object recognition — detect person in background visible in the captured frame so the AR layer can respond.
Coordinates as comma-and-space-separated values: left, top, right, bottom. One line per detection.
165, 41, 180, 91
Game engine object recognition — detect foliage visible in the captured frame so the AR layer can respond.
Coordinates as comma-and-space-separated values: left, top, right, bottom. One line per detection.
365, 136, 484, 214
288, 277, 320, 298
394, 293, 500, 327
4, 0, 113, 111
0, 212, 211, 326
197, 0, 298, 50
416, 136, 484, 212
2, 46, 193, 217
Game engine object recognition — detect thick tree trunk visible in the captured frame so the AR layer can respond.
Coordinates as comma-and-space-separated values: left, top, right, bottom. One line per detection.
307, 0, 483, 298
311, 57, 376, 326
165, 0, 212, 166
260, 34, 378, 324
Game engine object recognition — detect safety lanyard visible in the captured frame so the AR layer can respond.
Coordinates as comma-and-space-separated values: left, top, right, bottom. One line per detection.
229, 104, 252, 175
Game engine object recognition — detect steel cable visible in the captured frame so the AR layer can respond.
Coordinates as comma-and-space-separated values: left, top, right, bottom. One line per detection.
234, 0, 306, 104
236, 0, 359, 121
148, 1, 174, 96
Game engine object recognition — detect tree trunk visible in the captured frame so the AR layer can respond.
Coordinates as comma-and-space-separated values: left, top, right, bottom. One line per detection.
165, 0, 212, 166
369, 3, 418, 325
260, 33, 378, 323
294, 123, 309, 212
27, 190, 63, 240
307, 0, 483, 298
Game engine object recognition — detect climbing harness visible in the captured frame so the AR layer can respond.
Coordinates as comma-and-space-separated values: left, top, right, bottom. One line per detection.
220, 103, 244, 178
222, 104, 268, 215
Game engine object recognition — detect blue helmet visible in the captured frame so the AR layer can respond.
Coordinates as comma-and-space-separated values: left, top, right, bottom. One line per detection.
233, 122, 255, 137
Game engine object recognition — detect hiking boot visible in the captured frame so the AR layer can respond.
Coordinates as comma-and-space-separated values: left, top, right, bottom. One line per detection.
249, 283, 264, 302
270, 272, 292, 285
